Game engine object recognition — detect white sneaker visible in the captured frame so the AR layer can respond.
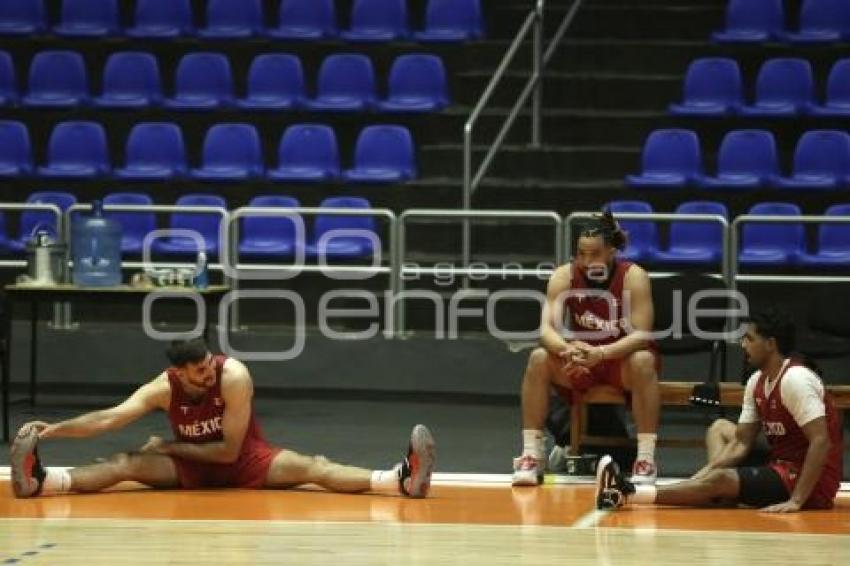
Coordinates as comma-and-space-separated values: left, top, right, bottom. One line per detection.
630, 459, 657, 485
512, 454, 543, 486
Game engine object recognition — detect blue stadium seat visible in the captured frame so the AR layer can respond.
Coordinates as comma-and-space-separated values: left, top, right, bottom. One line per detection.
625, 129, 702, 189
54, 0, 119, 37
191, 124, 264, 181
9, 191, 77, 253
93, 52, 162, 109
603, 201, 659, 263
378, 54, 450, 113
115, 122, 187, 180
237, 54, 305, 111
267, 0, 336, 40
0, 0, 46, 35
739, 58, 815, 117
164, 53, 234, 110
152, 194, 227, 257
103, 192, 156, 255
0, 51, 17, 105
782, 0, 850, 43
650, 201, 728, 266
739, 203, 804, 267
0, 120, 32, 178
343, 125, 416, 183
0, 212, 9, 254
668, 58, 743, 117
37, 121, 109, 179
773, 130, 850, 190
696, 130, 779, 190
712, 0, 784, 43
23, 50, 88, 108
810, 59, 850, 117
268, 124, 340, 182
306, 197, 378, 259
305, 54, 377, 112
127, 0, 193, 38
414, 0, 483, 42
797, 204, 850, 267
199, 0, 263, 38
341, 0, 409, 41
238, 195, 304, 258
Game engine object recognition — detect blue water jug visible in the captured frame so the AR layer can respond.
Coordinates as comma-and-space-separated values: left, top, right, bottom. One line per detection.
72, 200, 123, 286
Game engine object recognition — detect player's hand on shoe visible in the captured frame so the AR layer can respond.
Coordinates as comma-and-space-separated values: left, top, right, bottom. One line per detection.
18, 421, 52, 439
140, 435, 166, 454
761, 499, 802, 513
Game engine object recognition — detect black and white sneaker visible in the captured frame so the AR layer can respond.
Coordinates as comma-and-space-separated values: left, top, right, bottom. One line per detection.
10, 425, 46, 498
399, 424, 436, 498
595, 454, 635, 510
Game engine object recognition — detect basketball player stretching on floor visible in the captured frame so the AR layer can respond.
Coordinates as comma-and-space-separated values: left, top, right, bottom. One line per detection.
10, 338, 435, 499
597, 308, 842, 512
513, 211, 662, 486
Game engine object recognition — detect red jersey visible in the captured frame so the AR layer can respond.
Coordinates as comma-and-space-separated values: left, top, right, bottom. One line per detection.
752, 360, 843, 508
564, 259, 637, 346
166, 355, 271, 465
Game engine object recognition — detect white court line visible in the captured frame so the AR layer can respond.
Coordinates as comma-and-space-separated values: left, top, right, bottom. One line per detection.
0, 467, 849, 491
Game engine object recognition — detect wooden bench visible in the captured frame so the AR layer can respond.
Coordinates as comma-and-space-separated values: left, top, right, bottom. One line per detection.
569, 382, 850, 454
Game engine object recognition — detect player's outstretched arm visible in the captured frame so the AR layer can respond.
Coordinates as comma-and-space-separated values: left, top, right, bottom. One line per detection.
24, 375, 169, 440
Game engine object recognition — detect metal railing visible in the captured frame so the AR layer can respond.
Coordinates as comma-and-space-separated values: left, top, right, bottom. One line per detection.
462, 0, 584, 269
227, 206, 397, 330
396, 209, 562, 335
731, 214, 850, 286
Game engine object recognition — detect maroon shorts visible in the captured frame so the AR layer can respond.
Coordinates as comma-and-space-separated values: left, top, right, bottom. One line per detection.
552, 347, 662, 405
173, 443, 282, 489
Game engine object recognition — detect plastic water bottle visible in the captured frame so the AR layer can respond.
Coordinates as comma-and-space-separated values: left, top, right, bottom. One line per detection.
194, 251, 209, 290
72, 200, 122, 287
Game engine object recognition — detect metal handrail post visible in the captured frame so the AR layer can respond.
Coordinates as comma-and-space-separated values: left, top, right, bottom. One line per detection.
532, 0, 544, 148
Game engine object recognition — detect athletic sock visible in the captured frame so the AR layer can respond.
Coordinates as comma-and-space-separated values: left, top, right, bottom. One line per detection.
522, 429, 544, 460
41, 468, 72, 496
370, 467, 401, 495
629, 485, 657, 505
637, 433, 657, 463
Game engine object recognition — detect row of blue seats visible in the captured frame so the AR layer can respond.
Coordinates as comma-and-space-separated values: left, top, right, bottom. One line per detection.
1, 191, 380, 259
671, 57, 850, 117
627, 129, 850, 191
0, 0, 482, 42
0, 51, 449, 112
0, 120, 416, 183
715, 0, 850, 43
607, 200, 850, 268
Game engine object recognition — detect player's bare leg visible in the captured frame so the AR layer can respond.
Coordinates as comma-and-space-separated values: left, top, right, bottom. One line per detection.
265, 424, 435, 498
514, 348, 558, 486
705, 418, 736, 462
596, 454, 739, 509
11, 424, 179, 498
621, 350, 660, 484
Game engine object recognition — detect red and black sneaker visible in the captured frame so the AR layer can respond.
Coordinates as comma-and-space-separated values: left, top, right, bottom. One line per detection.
10, 425, 46, 498
399, 424, 435, 498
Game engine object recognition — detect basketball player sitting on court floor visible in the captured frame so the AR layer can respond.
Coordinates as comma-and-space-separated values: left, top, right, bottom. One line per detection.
10, 338, 435, 499
596, 308, 843, 512
513, 211, 662, 486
